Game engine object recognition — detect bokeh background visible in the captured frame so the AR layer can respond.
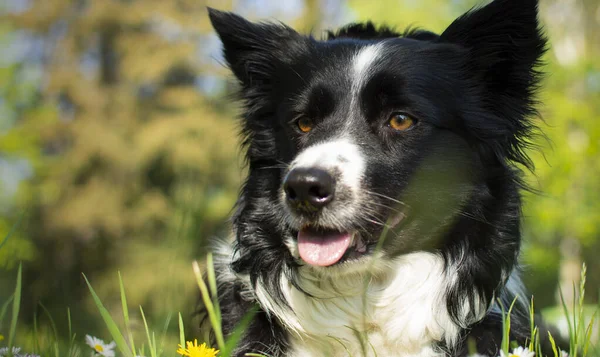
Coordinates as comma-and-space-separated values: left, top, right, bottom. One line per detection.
0, 0, 599, 351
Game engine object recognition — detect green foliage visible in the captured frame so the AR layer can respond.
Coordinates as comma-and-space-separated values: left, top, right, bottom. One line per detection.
0, 0, 599, 352
1, 0, 243, 339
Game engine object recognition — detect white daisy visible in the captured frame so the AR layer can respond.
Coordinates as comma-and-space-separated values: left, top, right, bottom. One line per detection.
561, 351, 569, 357
85, 335, 116, 357
0, 347, 21, 356
500, 346, 535, 357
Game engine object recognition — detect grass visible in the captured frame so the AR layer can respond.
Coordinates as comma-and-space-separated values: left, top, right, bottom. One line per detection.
0, 238, 599, 357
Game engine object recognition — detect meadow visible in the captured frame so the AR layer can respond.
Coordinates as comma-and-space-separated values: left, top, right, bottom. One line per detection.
1, 0, 599, 356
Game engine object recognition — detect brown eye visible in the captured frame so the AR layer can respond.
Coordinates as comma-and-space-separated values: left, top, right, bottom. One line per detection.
297, 117, 314, 133
388, 113, 416, 131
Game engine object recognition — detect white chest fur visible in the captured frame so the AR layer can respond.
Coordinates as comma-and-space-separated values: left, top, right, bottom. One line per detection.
255, 252, 466, 357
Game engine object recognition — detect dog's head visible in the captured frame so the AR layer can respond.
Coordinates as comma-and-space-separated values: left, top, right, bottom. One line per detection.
209, 0, 545, 273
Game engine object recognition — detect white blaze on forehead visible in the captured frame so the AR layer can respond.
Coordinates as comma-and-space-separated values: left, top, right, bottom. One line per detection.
352, 43, 384, 93
291, 139, 365, 189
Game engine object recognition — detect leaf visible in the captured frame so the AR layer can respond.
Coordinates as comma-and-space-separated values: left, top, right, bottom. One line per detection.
193, 260, 225, 350
558, 287, 575, 355
548, 331, 560, 357
0, 295, 14, 326
222, 305, 258, 357
159, 312, 172, 355
119, 272, 137, 356
0, 211, 24, 251
8, 263, 22, 354
140, 306, 157, 357
178, 312, 186, 351
83, 273, 134, 357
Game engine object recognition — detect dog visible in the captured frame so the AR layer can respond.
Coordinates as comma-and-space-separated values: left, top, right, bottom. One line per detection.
204, 0, 548, 355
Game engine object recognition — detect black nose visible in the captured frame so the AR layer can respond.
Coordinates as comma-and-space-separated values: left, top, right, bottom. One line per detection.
283, 167, 335, 210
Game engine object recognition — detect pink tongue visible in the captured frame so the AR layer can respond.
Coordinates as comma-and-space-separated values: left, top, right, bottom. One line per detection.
298, 229, 351, 267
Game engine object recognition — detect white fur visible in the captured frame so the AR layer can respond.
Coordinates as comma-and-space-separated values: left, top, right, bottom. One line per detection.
281, 138, 366, 232
349, 44, 384, 122
352, 44, 383, 93
290, 139, 365, 190
213, 238, 506, 357
267, 252, 463, 357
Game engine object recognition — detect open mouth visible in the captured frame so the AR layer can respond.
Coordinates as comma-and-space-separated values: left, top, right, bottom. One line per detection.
296, 227, 371, 267
295, 212, 406, 267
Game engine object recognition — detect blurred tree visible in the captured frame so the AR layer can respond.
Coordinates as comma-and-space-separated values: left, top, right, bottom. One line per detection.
0, 23, 46, 272
2, 0, 242, 335
522, 0, 600, 308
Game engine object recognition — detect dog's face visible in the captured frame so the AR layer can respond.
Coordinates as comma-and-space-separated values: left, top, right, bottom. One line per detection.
209, 0, 545, 272
271, 39, 478, 268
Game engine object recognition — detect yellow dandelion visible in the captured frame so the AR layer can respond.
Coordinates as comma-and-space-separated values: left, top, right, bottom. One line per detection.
176, 339, 219, 357
0, 334, 4, 342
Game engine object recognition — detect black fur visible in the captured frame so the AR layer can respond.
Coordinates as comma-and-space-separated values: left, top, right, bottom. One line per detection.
204, 0, 550, 355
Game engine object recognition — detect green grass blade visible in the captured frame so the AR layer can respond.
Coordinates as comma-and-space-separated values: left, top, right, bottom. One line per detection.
152, 331, 157, 356
497, 299, 508, 354
558, 286, 575, 354
8, 263, 22, 353
222, 305, 259, 357
39, 302, 61, 357
193, 260, 225, 350
347, 325, 368, 357
178, 312, 186, 350
582, 310, 596, 357
328, 335, 352, 356
32, 306, 39, 354
529, 296, 535, 350
68, 307, 75, 356
575, 263, 587, 357
0, 295, 14, 326
498, 296, 518, 355
159, 312, 172, 355
139, 306, 157, 357
572, 282, 578, 356
369, 339, 378, 357
0, 212, 24, 251
206, 253, 222, 325
467, 337, 477, 356
531, 326, 539, 357
39, 302, 59, 343
244, 353, 271, 357
118, 272, 136, 356
548, 331, 559, 357
82, 273, 133, 357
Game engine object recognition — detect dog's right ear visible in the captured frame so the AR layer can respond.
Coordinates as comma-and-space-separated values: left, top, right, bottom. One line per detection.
208, 8, 304, 87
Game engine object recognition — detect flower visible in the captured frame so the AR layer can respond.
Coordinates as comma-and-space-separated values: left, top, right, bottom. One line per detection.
0, 347, 40, 357
0, 334, 4, 342
0, 347, 21, 356
176, 339, 219, 357
500, 346, 535, 357
85, 335, 116, 357
561, 351, 569, 357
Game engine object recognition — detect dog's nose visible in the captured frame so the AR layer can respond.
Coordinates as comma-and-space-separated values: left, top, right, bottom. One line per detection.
283, 167, 335, 210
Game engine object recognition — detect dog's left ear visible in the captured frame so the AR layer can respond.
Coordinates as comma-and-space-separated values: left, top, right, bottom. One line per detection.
208, 8, 305, 87
440, 0, 546, 88
439, 0, 547, 167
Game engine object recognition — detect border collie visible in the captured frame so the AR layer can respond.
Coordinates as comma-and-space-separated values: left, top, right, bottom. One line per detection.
204, 0, 548, 355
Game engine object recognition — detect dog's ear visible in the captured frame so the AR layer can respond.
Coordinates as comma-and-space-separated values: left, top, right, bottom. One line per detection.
440, 0, 546, 85
439, 0, 547, 169
208, 8, 304, 86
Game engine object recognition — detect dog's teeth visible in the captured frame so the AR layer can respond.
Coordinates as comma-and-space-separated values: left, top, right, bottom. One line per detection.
356, 237, 367, 253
